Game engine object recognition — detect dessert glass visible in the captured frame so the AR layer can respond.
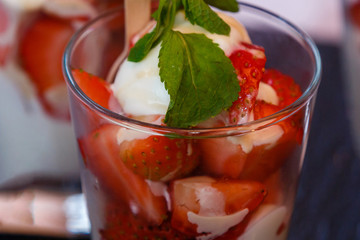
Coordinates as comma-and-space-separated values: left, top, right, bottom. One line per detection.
0, 1, 124, 235
63, 3, 321, 240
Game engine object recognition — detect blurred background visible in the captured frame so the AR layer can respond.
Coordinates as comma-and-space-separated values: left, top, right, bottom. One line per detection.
0, 0, 360, 239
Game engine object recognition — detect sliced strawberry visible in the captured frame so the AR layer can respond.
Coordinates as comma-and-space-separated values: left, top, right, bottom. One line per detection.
201, 66, 303, 180
78, 124, 168, 225
199, 44, 267, 178
72, 69, 113, 109
260, 68, 304, 144
200, 136, 247, 179
261, 69, 302, 108
20, 15, 75, 120
100, 201, 187, 240
228, 42, 266, 124
237, 100, 302, 181
170, 176, 266, 238
119, 133, 200, 182
236, 78, 303, 181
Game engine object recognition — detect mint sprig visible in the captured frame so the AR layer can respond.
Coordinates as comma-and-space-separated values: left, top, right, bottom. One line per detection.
128, 0, 239, 128
128, 0, 178, 62
204, 0, 239, 12
159, 31, 238, 128
182, 0, 230, 35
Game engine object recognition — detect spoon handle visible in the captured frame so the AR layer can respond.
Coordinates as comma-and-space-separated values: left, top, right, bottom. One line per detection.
107, 0, 151, 83
125, 0, 151, 42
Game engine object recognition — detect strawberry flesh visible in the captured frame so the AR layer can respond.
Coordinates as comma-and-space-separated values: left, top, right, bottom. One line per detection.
228, 42, 267, 124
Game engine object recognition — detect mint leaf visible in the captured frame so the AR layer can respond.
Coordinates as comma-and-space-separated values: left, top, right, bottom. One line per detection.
128, 0, 179, 62
182, 0, 230, 35
152, 0, 182, 19
128, 31, 157, 62
159, 31, 239, 128
204, 0, 239, 12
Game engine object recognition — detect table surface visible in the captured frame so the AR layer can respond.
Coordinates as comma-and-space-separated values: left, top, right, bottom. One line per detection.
1, 44, 359, 240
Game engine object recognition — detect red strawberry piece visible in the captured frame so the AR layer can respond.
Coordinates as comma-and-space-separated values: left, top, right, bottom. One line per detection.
200, 67, 303, 180
261, 68, 304, 145
72, 69, 113, 109
20, 15, 75, 120
228, 42, 267, 124
262, 171, 284, 205
238, 100, 302, 181
261, 69, 302, 108
119, 133, 200, 182
78, 124, 168, 225
100, 201, 187, 240
200, 135, 248, 179
170, 176, 266, 238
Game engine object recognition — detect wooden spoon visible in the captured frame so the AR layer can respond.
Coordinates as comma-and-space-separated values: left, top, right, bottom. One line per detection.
107, 0, 151, 83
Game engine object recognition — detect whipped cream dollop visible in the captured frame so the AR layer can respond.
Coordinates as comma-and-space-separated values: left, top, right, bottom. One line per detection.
111, 11, 251, 117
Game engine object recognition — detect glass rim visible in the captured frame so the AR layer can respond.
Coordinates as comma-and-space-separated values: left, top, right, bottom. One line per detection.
63, 2, 322, 137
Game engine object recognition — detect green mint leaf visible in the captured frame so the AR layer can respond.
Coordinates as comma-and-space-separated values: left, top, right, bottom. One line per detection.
182, 0, 230, 35
128, 31, 156, 62
204, 0, 239, 12
128, 0, 179, 62
159, 31, 239, 128
152, 0, 182, 19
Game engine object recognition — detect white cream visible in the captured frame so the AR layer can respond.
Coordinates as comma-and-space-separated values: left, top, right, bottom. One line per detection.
237, 205, 287, 240
257, 82, 279, 105
227, 81, 282, 153
112, 44, 168, 116
112, 11, 251, 116
172, 11, 251, 55
188, 209, 249, 240
2, 0, 45, 11
196, 186, 226, 216
145, 180, 171, 210
116, 127, 151, 144
228, 124, 284, 154
178, 176, 250, 240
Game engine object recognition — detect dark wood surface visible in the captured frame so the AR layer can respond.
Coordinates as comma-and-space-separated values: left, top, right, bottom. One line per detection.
1, 44, 359, 240
288, 44, 360, 240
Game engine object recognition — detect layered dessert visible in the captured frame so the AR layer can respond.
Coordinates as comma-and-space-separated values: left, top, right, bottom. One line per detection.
0, 0, 124, 186
0, 0, 125, 235
67, 1, 309, 239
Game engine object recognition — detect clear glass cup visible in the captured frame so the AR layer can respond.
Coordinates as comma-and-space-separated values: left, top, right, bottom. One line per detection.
64, 3, 321, 240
